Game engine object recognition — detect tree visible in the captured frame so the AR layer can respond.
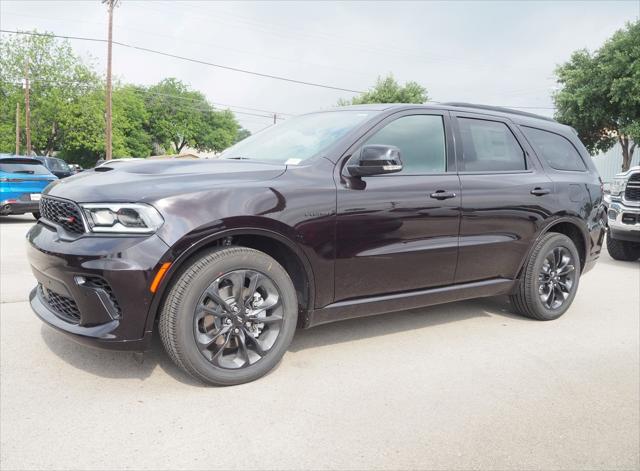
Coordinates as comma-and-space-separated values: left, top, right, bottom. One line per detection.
338, 74, 428, 106
0, 32, 242, 162
56, 88, 105, 167
0, 32, 100, 156
234, 127, 251, 144
554, 21, 640, 171
195, 109, 239, 152
112, 85, 152, 157
145, 78, 239, 154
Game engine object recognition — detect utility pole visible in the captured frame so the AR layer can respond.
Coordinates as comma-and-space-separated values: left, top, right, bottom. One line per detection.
24, 58, 31, 156
15, 102, 20, 155
103, 0, 117, 160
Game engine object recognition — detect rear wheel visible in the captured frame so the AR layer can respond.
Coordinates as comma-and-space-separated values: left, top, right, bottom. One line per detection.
32, 212, 41, 220
606, 236, 640, 261
159, 247, 298, 386
510, 233, 581, 321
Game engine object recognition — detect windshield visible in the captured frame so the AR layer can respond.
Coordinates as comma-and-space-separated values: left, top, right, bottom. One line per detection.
220, 111, 374, 163
0, 160, 51, 175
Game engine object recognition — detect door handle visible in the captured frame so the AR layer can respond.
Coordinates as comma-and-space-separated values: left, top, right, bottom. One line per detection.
530, 187, 551, 196
430, 190, 457, 200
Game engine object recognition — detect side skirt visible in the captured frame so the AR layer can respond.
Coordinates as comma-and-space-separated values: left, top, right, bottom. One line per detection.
306, 278, 516, 328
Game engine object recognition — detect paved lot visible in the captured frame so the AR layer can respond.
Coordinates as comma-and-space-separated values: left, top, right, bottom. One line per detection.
1, 214, 638, 470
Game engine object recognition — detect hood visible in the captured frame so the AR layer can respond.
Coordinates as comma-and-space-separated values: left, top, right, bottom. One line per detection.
44, 159, 287, 203
615, 165, 640, 178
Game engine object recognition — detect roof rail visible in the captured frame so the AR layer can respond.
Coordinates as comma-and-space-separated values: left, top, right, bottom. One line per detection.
443, 102, 556, 123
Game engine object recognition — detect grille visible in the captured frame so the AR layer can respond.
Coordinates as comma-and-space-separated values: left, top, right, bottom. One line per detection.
625, 173, 640, 202
39, 284, 80, 323
85, 276, 121, 317
40, 196, 85, 234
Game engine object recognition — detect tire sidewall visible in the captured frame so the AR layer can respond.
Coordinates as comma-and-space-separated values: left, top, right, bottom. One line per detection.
172, 248, 297, 385
528, 234, 581, 320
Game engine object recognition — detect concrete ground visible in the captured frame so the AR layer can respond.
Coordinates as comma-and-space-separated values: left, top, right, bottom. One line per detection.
1, 214, 638, 471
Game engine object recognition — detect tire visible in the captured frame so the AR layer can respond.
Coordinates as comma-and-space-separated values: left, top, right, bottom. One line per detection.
159, 247, 298, 386
606, 236, 640, 261
510, 233, 581, 321
32, 212, 41, 220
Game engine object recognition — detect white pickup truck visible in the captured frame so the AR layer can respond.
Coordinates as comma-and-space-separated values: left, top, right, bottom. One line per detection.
605, 165, 640, 261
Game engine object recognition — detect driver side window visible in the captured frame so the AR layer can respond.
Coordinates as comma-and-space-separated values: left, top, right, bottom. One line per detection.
364, 114, 446, 174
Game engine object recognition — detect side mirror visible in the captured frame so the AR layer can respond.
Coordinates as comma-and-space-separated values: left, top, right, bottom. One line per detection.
345, 145, 403, 177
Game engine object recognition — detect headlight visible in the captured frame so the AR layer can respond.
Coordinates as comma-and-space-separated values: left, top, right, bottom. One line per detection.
609, 178, 626, 196
81, 203, 164, 234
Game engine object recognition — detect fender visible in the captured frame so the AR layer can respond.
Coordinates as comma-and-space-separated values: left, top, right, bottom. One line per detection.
514, 215, 590, 279
143, 223, 317, 334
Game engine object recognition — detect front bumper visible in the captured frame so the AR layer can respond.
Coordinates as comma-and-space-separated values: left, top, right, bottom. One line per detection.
606, 199, 640, 243
26, 221, 171, 351
1, 198, 39, 215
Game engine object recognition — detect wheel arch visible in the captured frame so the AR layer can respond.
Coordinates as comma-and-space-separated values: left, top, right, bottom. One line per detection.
517, 217, 589, 278
145, 227, 316, 333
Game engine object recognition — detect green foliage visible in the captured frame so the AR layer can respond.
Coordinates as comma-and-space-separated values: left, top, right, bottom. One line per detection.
0, 33, 242, 163
112, 85, 151, 158
0, 31, 100, 156
339, 74, 428, 106
554, 21, 639, 170
145, 78, 239, 154
234, 127, 251, 144
57, 88, 105, 167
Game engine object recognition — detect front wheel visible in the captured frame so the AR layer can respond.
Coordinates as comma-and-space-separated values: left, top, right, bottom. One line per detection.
510, 233, 581, 321
606, 236, 640, 261
159, 247, 298, 386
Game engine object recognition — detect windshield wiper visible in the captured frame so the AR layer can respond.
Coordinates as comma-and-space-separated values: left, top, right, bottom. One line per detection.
225, 156, 251, 160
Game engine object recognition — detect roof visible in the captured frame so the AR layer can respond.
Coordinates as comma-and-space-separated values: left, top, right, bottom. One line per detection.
334, 102, 558, 126
0, 154, 41, 163
147, 153, 200, 160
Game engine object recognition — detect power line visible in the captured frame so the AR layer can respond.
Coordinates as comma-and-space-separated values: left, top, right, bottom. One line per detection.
0, 78, 290, 120
0, 29, 366, 94
1, 10, 374, 82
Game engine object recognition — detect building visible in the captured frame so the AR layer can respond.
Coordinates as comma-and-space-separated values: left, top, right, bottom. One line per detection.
592, 143, 639, 181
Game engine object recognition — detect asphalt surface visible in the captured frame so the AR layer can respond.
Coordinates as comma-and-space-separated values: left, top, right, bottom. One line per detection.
1, 214, 639, 470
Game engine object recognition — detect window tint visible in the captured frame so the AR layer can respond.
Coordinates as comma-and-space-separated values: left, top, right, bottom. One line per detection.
0, 160, 51, 175
458, 118, 526, 172
50, 158, 70, 172
522, 126, 586, 171
364, 115, 446, 174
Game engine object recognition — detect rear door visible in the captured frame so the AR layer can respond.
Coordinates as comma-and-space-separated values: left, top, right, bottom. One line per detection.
334, 110, 461, 301
451, 113, 554, 283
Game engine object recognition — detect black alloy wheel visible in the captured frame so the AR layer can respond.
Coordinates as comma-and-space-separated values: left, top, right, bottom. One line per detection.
193, 269, 284, 369
510, 232, 581, 321
537, 246, 576, 310
159, 247, 298, 386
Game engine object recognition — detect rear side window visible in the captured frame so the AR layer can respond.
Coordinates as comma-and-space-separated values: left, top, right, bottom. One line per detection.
364, 114, 446, 174
522, 126, 586, 171
0, 160, 51, 175
50, 158, 70, 172
458, 118, 526, 172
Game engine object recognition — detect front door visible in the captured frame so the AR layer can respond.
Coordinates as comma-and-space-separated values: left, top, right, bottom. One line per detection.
334, 111, 461, 302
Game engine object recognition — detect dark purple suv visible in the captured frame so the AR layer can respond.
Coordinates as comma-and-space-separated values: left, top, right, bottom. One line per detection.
27, 103, 606, 385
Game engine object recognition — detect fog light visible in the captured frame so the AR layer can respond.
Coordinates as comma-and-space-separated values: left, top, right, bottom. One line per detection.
607, 209, 617, 220
74, 275, 86, 286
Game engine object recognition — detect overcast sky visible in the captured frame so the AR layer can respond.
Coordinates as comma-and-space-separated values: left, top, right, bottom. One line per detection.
1, 0, 639, 132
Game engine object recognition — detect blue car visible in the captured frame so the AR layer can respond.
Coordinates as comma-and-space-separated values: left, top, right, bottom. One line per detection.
0, 155, 57, 219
